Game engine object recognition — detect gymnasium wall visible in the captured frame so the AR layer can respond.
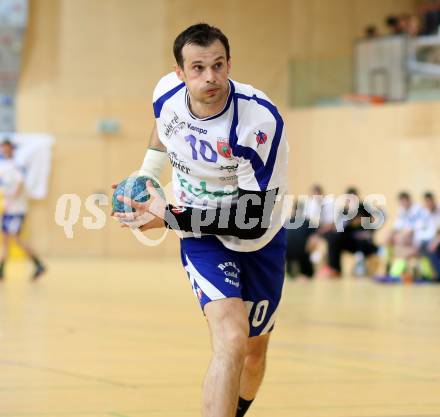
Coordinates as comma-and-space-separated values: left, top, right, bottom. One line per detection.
15, 0, 439, 256
289, 0, 417, 105
287, 101, 440, 238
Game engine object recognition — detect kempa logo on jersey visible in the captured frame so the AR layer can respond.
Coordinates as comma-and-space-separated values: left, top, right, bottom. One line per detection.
169, 152, 191, 174
177, 173, 238, 199
163, 112, 185, 138
187, 123, 207, 135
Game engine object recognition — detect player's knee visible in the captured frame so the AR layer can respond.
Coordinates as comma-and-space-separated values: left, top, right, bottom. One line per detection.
214, 326, 248, 360
244, 351, 266, 374
244, 336, 268, 372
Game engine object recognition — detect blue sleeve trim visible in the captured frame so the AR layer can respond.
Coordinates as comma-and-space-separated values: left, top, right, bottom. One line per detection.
153, 82, 185, 118
229, 92, 284, 191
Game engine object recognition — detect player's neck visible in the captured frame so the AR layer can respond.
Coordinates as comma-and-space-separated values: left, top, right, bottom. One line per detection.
187, 88, 229, 119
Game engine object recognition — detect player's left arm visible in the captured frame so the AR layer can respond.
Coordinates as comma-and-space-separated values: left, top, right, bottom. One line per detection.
138, 122, 168, 178
114, 183, 278, 239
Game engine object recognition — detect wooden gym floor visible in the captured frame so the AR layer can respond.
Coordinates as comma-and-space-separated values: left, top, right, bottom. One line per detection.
1, 257, 440, 417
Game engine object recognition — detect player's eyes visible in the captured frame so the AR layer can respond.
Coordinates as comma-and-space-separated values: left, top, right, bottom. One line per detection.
214, 63, 223, 69
193, 65, 203, 72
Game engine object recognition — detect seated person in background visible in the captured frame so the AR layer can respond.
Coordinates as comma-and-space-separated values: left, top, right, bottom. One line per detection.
285, 199, 314, 278
420, 0, 440, 35
386, 15, 404, 35
427, 231, 440, 281
386, 191, 424, 242
304, 184, 335, 267
407, 15, 421, 36
384, 191, 425, 278
398, 13, 422, 36
304, 184, 335, 233
364, 25, 379, 38
285, 185, 335, 279
321, 188, 378, 278
416, 192, 440, 280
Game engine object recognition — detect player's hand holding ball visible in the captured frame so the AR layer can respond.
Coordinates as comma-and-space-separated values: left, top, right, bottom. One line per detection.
111, 175, 166, 231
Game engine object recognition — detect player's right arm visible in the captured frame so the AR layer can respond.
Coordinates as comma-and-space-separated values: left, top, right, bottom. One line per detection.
138, 122, 168, 178
147, 121, 166, 153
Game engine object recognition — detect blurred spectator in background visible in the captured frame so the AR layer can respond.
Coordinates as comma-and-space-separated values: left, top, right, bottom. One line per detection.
386, 15, 404, 35
416, 192, 440, 279
383, 191, 425, 279
364, 25, 379, 39
285, 185, 335, 279
414, 192, 440, 249
388, 191, 424, 240
398, 13, 421, 36
304, 184, 335, 269
321, 187, 378, 278
285, 199, 314, 279
304, 184, 335, 233
399, 13, 412, 34
407, 14, 421, 36
0, 140, 46, 280
420, 0, 440, 35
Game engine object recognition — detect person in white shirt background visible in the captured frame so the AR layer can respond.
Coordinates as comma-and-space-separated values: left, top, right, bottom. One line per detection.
417, 192, 440, 279
383, 191, 425, 269
0, 140, 45, 280
285, 184, 335, 278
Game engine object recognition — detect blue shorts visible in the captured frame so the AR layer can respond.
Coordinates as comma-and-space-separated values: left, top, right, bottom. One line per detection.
180, 228, 286, 337
2, 214, 25, 235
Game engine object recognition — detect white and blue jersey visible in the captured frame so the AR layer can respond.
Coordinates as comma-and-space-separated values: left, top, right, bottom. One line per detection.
152, 73, 288, 335
0, 159, 27, 235
153, 72, 288, 252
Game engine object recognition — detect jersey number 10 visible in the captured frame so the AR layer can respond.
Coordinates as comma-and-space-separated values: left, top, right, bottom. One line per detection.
185, 135, 218, 163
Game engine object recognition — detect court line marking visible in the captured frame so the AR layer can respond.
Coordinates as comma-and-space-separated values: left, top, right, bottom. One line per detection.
0, 358, 139, 388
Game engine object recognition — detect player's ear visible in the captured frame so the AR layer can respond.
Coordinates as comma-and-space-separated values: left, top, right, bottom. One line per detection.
226, 58, 231, 75
174, 64, 184, 82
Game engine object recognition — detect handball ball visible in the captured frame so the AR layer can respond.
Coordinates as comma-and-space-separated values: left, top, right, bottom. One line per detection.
112, 175, 163, 213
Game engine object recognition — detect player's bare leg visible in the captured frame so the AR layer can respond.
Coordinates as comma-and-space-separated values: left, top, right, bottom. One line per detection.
14, 235, 45, 279
14, 235, 37, 259
203, 298, 249, 417
239, 333, 270, 400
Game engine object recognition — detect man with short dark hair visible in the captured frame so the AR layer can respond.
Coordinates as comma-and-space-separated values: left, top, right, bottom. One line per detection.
114, 24, 288, 417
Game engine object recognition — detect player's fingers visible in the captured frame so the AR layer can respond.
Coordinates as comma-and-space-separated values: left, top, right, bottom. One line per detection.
149, 198, 165, 218
117, 195, 142, 210
146, 180, 160, 198
113, 212, 136, 222
111, 183, 118, 189
146, 181, 165, 217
